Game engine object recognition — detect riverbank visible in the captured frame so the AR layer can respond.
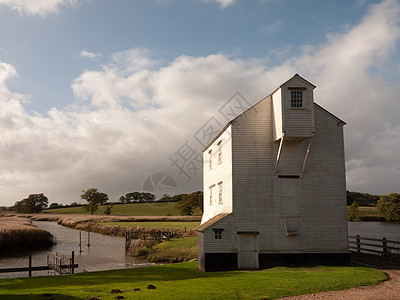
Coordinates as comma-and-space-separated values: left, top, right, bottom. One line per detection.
1, 213, 199, 263
0, 216, 54, 257
0, 260, 387, 299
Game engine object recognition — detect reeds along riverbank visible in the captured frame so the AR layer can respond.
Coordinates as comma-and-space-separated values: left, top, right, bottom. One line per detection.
0, 216, 55, 257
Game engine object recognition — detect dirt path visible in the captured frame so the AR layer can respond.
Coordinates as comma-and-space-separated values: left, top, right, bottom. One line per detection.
284, 256, 400, 300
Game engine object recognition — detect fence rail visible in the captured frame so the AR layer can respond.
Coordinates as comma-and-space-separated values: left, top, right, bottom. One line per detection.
348, 235, 400, 257
0, 251, 78, 277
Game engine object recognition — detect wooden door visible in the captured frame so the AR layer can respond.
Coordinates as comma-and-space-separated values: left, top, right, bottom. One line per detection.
238, 234, 258, 269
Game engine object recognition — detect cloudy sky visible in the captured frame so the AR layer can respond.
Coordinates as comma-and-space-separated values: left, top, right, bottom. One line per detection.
0, 0, 399, 206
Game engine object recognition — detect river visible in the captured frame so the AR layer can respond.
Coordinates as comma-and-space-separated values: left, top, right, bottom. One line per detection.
348, 221, 400, 241
0, 221, 152, 278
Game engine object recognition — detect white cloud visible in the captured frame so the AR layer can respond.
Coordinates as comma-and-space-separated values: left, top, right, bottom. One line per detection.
258, 20, 283, 35
0, 0, 78, 17
200, 0, 235, 9
78, 50, 102, 60
0, 0, 400, 206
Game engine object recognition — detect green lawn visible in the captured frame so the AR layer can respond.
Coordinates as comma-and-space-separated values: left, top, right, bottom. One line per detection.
100, 221, 200, 230
44, 202, 202, 216
0, 261, 386, 300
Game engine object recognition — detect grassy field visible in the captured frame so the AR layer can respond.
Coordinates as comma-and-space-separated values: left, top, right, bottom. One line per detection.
44, 202, 202, 216
357, 206, 380, 217
0, 261, 386, 300
100, 221, 200, 230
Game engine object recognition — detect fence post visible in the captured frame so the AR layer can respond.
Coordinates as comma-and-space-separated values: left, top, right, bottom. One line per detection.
87, 227, 91, 247
71, 251, 75, 274
28, 254, 32, 277
356, 235, 361, 253
383, 237, 388, 257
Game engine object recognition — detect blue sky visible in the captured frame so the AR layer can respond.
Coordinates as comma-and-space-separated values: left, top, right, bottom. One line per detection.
0, 0, 399, 206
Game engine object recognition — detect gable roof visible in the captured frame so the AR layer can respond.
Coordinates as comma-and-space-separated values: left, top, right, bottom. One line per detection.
202, 74, 344, 152
314, 103, 346, 125
195, 213, 231, 232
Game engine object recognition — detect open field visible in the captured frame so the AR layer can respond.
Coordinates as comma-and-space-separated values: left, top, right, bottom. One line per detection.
44, 202, 202, 216
0, 216, 54, 256
100, 221, 200, 230
347, 205, 383, 221
0, 261, 386, 300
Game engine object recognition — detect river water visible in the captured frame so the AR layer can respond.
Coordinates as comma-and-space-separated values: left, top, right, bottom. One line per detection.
0, 221, 151, 278
348, 221, 400, 241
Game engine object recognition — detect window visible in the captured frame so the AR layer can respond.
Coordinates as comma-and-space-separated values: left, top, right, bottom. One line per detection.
291, 90, 303, 108
217, 140, 222, 164
213, 228, 224, 240
218, 182, 223, 205
208, 150, 212, 170
210, 185, 214, 205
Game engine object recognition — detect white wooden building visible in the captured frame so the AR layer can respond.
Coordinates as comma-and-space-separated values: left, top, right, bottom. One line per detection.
196, 74, 350, 272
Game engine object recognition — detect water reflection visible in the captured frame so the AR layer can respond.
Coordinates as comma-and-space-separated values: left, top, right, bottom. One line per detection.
0, 221, 151, 278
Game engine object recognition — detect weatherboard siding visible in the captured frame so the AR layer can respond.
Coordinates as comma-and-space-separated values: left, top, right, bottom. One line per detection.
199, 75, 348, 268
201, 125, 233, 224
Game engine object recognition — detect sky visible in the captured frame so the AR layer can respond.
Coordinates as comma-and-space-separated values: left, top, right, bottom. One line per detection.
0, 0, 399, 206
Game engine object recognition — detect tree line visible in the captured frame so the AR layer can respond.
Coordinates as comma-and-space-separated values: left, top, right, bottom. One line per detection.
11, 189, 399, 220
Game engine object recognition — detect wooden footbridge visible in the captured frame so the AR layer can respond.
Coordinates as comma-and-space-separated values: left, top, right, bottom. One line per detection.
0, 251, 78, 277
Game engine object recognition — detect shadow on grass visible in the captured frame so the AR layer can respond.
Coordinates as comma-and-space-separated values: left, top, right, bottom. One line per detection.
0, 294, 79, 300
0, 262, 239, 290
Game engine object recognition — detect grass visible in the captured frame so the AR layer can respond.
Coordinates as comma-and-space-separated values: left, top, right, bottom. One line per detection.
0, 261, 386, 299
44, 202, 202, 216
144, 237, 197, 263
100, 221, 200, 230
347, 205, 384, 221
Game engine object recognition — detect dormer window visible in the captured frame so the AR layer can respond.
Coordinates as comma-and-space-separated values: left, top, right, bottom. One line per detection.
291, 90, 303, 108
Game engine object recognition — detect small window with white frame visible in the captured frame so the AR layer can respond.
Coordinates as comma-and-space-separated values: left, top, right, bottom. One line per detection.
291, 90, 303, 108
218, 182, 223, 205
217, 140, 222, 164
209, 185, 214, 205
213, 228, 224, 240
208, 150, 212, 170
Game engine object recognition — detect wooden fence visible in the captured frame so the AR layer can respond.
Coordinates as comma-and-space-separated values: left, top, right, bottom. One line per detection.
0, 251, 78, 277
348, 235, 400, 257
125, 230, 174, 251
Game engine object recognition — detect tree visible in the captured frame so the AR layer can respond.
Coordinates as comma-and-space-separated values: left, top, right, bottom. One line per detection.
104, 203, 113, 215
348, 201, 359, 221
81, 188, 108, 215
176, 191, 203, 215
377, 193, 400, 221
14, 193, 48, 213
49, 203, 59, 209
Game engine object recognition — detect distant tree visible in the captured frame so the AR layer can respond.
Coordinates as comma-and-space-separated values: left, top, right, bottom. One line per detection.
81, 188, 108, 215
347, 191, 379, 206
70, 202, 79, 207
119, 196, 127, 203
14, 193, 48, 213
176, 191, 203, 215
377, 193, 400, 222
348, 201, 359, 221
159, 194, 172, 202
49, 203, 59, 209
104, 203, 113, 215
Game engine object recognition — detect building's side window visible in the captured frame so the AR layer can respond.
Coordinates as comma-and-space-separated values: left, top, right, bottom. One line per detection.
217, 140, 222, 164
208, 150, 212, 170
291, 90, 303, 108
218, 182, 223, 205
209, 185, 214, 206
213, 228, 224, 240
